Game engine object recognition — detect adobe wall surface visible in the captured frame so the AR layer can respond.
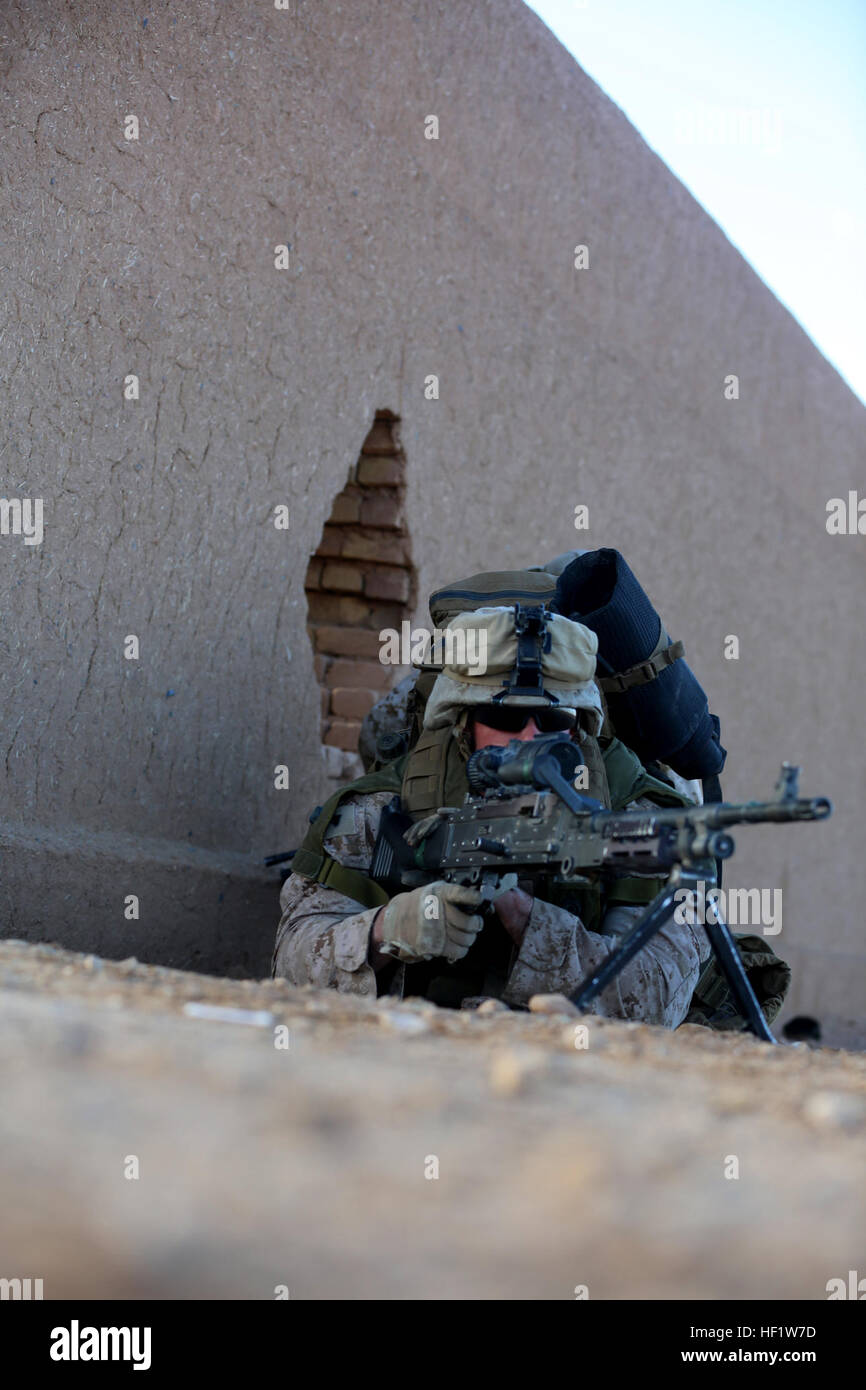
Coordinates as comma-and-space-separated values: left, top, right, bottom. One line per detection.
1, 0, 863, 1040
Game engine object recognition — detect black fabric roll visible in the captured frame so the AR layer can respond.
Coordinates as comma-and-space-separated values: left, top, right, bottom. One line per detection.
554, 548, 660, 675
554, 549, 727, 778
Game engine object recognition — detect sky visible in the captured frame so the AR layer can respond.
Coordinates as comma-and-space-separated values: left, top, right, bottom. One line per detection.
525, 0, 866, 406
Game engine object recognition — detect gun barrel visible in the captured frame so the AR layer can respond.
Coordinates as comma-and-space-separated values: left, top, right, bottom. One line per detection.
708, 797, 832, 827
374, 759, 834, 898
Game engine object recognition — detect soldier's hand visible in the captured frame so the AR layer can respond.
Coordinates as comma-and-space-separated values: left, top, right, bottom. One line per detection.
376, 881, 485, 964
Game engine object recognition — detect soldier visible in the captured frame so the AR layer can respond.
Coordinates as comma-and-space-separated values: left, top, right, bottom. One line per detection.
272, 602, 714, 1026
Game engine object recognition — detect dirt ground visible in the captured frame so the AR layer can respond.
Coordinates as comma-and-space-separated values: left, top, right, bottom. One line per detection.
0, 939, 863, 1300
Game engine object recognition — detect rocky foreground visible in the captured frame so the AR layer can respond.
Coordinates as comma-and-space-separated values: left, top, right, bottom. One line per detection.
0, 939, 863, 1300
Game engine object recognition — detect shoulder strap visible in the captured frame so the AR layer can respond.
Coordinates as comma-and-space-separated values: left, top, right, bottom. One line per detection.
292, 761, 406, 908
598, 639, 685, 695
577, 733, 611, 809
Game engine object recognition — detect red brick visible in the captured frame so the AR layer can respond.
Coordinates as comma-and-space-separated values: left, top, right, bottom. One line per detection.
326, 658, 391, 690
364, 601, 412, 632
336, 528, 379, 562
314, 653, 329, 681
324, 720, 362, 750
364, 568, 410, 602
340, 529, 410, 564
313, 526, 343, 558
305, 558, 323, 590
320, 687, 331, 718
306, 593, 372, 625
361, 420, 396, 455
312, 626, 383, 659
321, 563, 363, 593
357, 455, 403, 487
360, 493, 403, 529
330, 687, 378, 719
328, 491, 361, 524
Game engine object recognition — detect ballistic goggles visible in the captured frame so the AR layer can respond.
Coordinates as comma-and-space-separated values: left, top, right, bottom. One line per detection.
470, 704, 577, 734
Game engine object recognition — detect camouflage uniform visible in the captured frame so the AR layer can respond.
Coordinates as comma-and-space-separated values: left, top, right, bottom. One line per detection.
272, 789, 712, 1027
357, 675, 415, 771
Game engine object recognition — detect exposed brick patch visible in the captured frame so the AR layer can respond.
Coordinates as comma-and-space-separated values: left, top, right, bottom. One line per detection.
306, 592, 404, 629
363, 568, 408, 602
340, 529, 411, 564
305, 411, 416, 768
315, 527, 344, 558
305, 558, 324, 589
360, 492, 402, 530
357, 455, 403, 487
325, 659, 391, 690
328, 491, 362, 524
360, 419, 397, 455
313, 626, 383, 659
324, 720, 364, 750
321, 563, 364, 594
330, 687, 379, 719
306, 593, 372, 626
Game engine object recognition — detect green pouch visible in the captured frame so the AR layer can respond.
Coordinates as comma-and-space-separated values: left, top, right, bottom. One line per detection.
684, 933, 792, 1031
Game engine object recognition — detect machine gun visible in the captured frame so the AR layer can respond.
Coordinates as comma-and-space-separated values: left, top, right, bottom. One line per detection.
370, 733, 832, 1042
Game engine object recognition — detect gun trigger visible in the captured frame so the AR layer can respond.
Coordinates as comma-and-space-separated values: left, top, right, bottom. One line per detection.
480, 871, 517, 905
479, 871, 502, 905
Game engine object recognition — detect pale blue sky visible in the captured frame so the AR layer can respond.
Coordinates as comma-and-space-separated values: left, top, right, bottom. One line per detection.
526, 0, 866, 406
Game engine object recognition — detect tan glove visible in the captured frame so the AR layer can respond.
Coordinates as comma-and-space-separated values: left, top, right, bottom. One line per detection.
379, 880, 486, 964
